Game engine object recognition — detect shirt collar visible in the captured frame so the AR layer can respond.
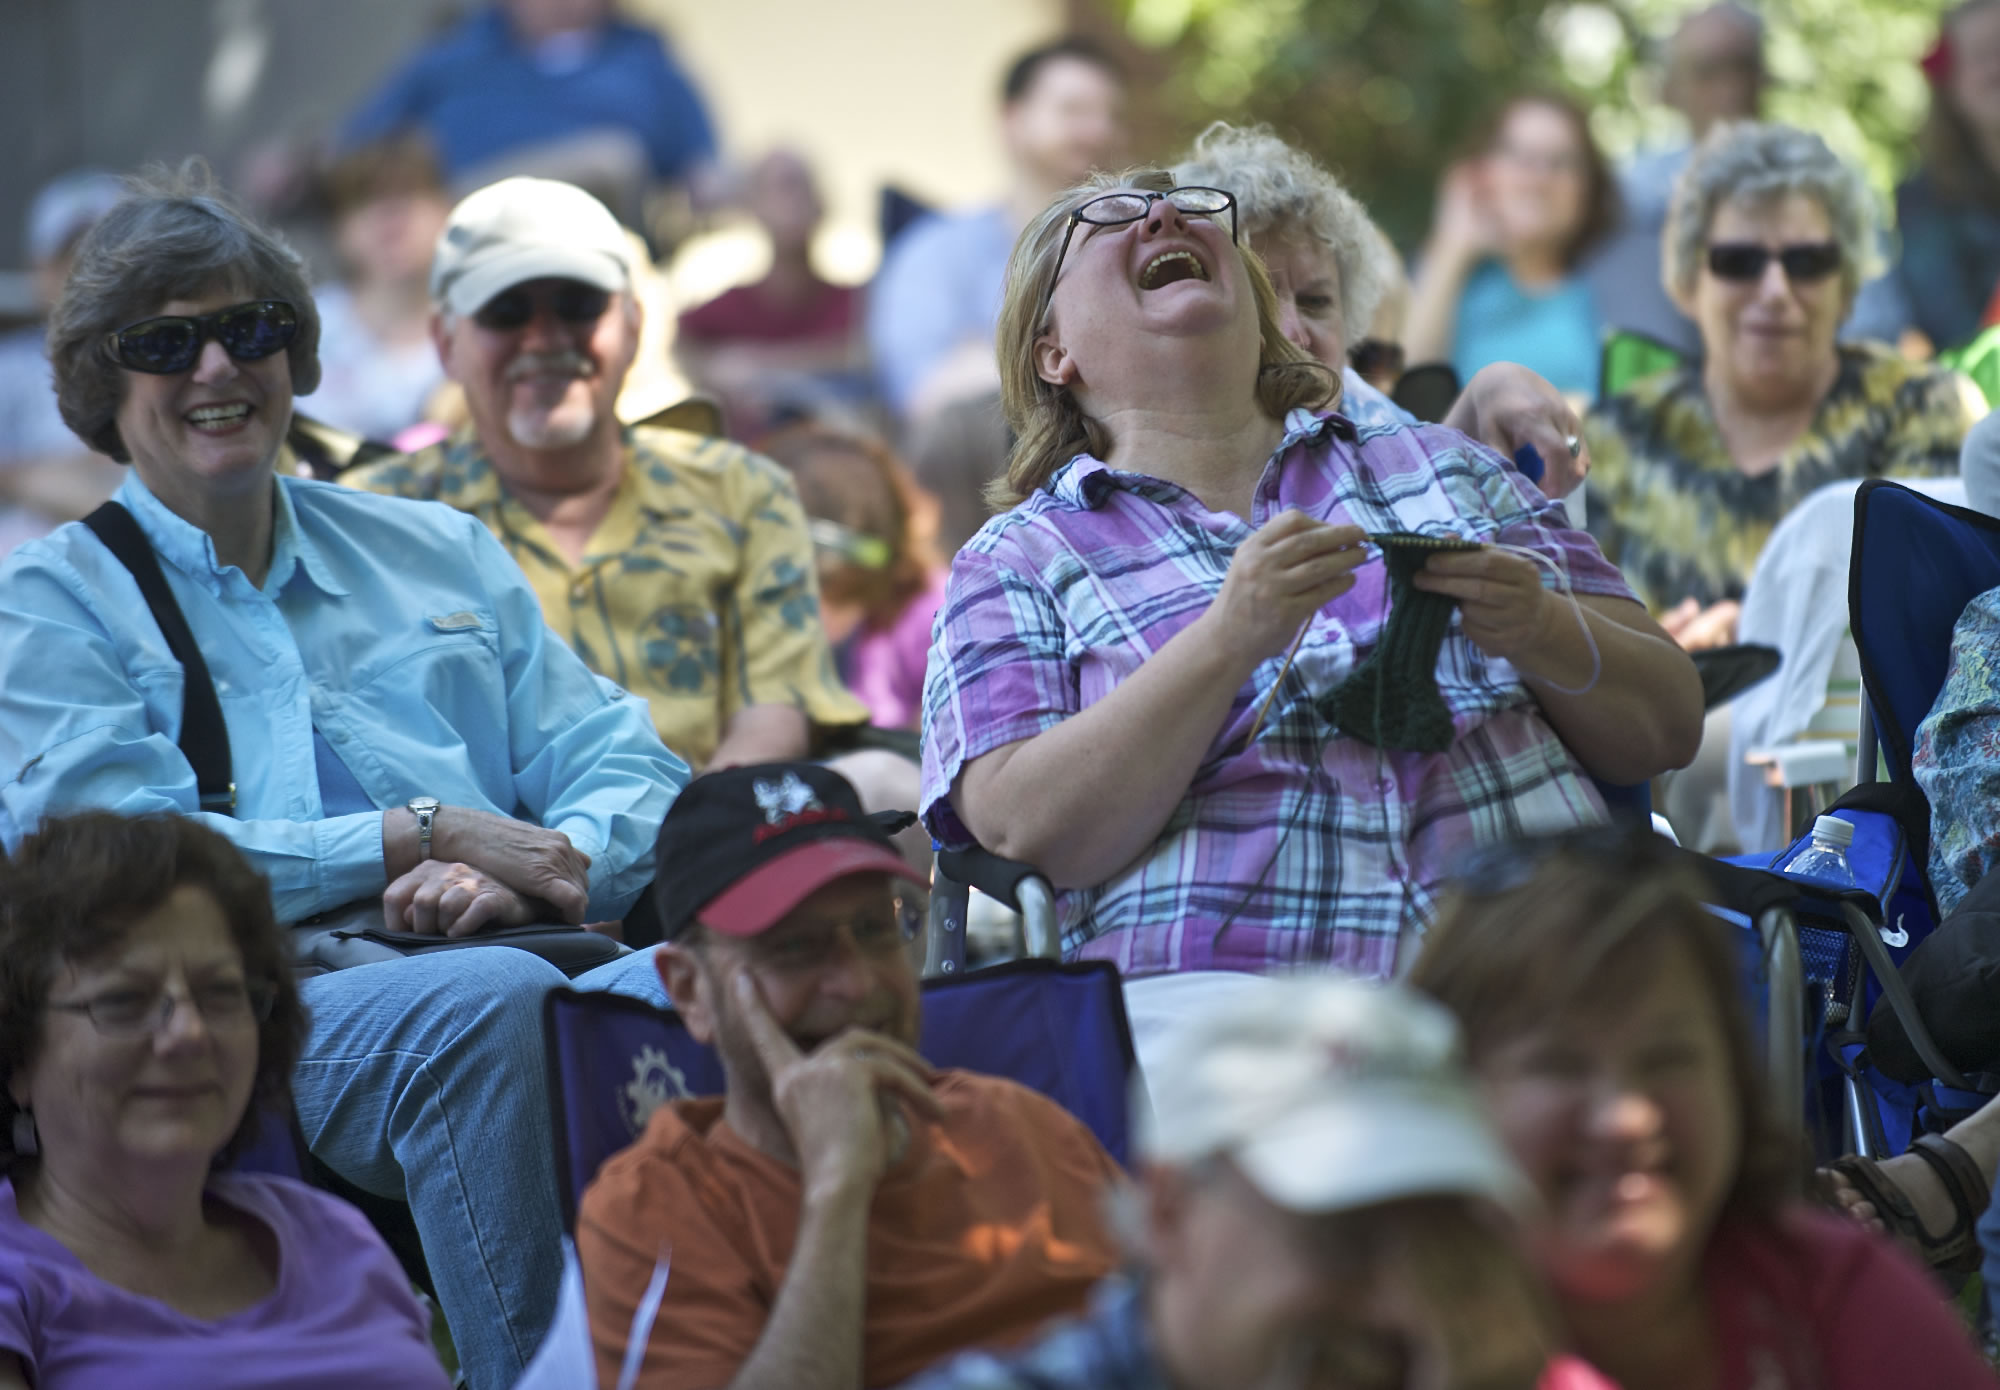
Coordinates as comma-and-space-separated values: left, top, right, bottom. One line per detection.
114, 471, 348, 597
434, 424, 645, 515
433, 426, 511, 512
1045, 407, 1354, 511
265, 475, 348, 596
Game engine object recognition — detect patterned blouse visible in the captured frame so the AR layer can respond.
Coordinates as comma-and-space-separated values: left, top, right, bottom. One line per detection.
1915, 584, 2000, 916
1581, 343, 1980, 613
346, 424, 866, 769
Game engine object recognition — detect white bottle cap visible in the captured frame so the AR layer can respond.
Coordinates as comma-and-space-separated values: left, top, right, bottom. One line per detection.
1812, 815, 1855, 849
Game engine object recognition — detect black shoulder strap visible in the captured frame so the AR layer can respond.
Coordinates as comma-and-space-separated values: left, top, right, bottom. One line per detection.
81, 502, 236, 815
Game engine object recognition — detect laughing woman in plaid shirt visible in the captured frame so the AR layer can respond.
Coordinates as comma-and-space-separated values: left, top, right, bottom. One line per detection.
919, 169, 1702, 1057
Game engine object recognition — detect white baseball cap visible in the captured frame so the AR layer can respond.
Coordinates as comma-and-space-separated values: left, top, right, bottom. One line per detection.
430, 177, 633, 318
1139, 975, 1532, 1216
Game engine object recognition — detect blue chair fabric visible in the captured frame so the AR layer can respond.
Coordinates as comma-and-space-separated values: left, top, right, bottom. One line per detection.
543, 959, 1138, 1233
1849, 479, 2000, 786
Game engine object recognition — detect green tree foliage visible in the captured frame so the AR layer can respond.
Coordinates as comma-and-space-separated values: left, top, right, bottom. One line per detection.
1099, 0, 1955, 249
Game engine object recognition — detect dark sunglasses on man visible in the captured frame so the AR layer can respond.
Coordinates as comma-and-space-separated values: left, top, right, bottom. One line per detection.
105, 300, 298, 375
473, 281, 613, 333
1705, 241, 1842, 284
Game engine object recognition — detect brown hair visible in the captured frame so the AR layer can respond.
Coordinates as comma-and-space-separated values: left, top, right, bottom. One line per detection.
0, 812, 308, 1174
989, 167, 1336, 511
1479, 92, 1622, 272
1920, 0, 2000, 209
755, 425, 938, 630
1407, 835, 1799, 1233
321, 133, 446, 219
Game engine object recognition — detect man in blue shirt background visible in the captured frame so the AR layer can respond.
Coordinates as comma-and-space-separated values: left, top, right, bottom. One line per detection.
341, 0, 720, 224
867, 38, 1126, 429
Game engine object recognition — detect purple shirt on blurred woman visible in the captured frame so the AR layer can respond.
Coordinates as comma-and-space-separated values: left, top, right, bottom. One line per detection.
0, 1172, 449, 1389
920, 408, 1634, 980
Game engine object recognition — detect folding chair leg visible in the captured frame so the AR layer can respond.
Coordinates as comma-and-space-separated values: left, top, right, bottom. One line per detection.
1759, 906, 1806, 1181
1844, 1074, 1884, 1160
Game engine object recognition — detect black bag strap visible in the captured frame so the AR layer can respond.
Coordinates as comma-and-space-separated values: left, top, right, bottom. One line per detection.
81, 502, 235, 815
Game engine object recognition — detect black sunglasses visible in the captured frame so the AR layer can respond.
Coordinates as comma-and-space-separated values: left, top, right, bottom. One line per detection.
1039, 185, 1238, 327
1705, 241, 1842, 284
473, 282, 613, 332
106, 300, 298, 375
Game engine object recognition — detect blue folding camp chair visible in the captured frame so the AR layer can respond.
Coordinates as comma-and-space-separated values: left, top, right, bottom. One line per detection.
1827, 478, 2000, 1154
542, 958, 1138, 1231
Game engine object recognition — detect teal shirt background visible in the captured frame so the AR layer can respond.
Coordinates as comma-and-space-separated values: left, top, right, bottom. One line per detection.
1452, 259, 1602, 399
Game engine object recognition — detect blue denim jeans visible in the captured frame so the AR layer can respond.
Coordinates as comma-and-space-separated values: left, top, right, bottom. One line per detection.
571, 945, 668, 1006
294, 949, 571, 1390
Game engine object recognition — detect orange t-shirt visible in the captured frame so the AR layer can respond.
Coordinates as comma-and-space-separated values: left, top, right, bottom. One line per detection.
577, 1069, 1125, 1390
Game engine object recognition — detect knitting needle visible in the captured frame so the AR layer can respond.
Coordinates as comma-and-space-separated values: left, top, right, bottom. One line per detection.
1241, 619, 1311, 750
1236, 531, 1478, 752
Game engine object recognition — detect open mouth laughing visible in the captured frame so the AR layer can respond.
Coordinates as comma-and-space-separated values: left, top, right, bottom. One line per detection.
1137, 249, 1212, 290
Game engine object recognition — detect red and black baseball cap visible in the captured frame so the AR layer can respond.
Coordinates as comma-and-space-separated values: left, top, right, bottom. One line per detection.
651, 763, 925, 940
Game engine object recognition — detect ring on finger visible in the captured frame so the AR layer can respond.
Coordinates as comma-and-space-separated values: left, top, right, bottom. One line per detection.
1564, 433, 1581, 457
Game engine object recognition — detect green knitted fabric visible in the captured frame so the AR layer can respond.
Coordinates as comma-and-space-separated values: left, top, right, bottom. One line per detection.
1321, 534, 1475, 754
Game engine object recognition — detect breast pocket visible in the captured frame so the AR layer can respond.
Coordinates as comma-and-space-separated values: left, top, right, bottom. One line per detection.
344, 610, 510, 769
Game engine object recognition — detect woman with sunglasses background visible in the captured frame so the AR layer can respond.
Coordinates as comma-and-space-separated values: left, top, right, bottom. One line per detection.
756, 423, 946, 734
920, 167, 1701, 1074
1409, 831, 1996, 1390
1579, 121, 1982, 855
0, 812, 450, 1390
1581, 121, 1981, 655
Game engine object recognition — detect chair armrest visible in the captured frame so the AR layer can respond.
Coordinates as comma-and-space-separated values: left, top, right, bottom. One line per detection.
928, 847, 1061, 974
936, 847, 1042, 913
1745, 740, 1852, 789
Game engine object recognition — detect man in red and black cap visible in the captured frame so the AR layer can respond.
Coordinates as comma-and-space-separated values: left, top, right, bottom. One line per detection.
576, 762, 1123, 1390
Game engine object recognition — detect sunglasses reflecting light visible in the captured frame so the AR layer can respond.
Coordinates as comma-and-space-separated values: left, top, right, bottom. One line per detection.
809, 518, 893, 570
106, 300, 298, 376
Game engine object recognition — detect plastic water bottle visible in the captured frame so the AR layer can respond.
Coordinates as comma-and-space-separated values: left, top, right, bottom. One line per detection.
1788, 815, 1857, 889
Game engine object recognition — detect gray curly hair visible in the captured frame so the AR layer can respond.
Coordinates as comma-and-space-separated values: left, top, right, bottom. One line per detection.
1663, 121, 1878, 308
1173, 122, 1395, 347
46, 161, 320, 464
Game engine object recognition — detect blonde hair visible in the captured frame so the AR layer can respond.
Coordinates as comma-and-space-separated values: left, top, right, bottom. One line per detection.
1173, 122, 1396, 349
990, 167, 1336, 511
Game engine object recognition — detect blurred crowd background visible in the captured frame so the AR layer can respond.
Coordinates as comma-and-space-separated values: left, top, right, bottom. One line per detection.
1, 0, 1993, 548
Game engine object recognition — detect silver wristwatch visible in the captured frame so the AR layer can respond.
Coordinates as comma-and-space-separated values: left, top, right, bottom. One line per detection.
407, 796, 441, 861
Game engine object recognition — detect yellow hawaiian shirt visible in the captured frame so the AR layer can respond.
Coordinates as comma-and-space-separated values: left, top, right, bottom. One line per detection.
345, 424, 866, 769
1581, 342, 1984, 613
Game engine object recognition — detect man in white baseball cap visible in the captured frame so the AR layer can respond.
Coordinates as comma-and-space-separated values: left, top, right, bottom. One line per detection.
903, 974, 1569, 1390
349, 177, 873, 869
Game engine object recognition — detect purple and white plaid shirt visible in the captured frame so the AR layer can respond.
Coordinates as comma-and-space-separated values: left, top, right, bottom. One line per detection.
920, 409, 1638, 980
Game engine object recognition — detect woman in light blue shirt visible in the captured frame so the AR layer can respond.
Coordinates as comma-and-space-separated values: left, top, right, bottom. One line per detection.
0, 163, 688, 1389
1405, 93, 1619, 400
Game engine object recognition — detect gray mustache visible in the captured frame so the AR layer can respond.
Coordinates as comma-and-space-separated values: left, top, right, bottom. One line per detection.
505, 351, 594, 382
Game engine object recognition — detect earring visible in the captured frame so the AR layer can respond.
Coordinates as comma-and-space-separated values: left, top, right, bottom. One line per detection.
10, 1109, 36, 1158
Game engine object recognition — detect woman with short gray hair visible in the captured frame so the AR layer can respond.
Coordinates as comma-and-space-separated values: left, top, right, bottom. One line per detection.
1583, 120, 1980, 650
1175, 122, 1593, 496
46, 175, 321, 465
